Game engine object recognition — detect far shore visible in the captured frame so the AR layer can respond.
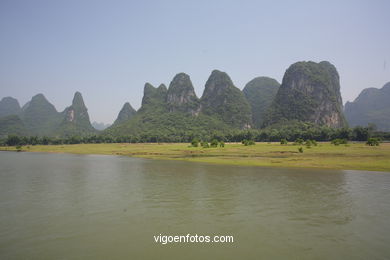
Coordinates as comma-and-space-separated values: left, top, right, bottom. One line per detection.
1, 142, 389, 172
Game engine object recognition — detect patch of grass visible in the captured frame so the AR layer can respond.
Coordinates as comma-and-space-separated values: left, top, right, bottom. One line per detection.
1, 142, 390, 172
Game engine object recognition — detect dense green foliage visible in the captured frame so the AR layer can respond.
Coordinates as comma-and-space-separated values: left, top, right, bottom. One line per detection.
1, 123, 388, 147
113, 102, 136, 125
345, 82, 390, 131
0, 115, 27, 137
21, 94, 63, 136
200, 70, 251, 128
264, 61, 347, 128
243, 77, 280, 128
331, 138, 348, 146
366, 138, 380, 146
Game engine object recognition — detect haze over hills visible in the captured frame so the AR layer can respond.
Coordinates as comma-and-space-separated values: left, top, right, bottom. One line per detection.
0, 97, 21, 118
1, 61, 388, 139
92, 122, 111, 131
0, 92, 96, 138
243, 77, 280, 128
344, 82, 390, 131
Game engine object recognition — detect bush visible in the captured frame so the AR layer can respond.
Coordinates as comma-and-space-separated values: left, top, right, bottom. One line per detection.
201, 141, 209, 148
331, 138, 348, 146
280, 139, 288, 145
210, 139, 219, 148
366, 138, 380, 146
294, 138, 304, 145
6, 135, 21, 146
191, 138, 199, 147
298, 147, 303, 153
219, 141, 225, 148
242, 139, 255, 146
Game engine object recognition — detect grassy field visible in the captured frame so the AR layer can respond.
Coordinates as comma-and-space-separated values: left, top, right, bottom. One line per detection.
1, 142, 389, 172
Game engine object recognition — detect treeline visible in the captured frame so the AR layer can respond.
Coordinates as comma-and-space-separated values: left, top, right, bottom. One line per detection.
1, 124, 389, 146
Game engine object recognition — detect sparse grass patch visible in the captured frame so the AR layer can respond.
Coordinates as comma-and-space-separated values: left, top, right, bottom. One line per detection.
1, 142, 389, 172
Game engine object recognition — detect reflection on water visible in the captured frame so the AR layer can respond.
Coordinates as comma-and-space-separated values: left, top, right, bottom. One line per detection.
0, 152, 390, 259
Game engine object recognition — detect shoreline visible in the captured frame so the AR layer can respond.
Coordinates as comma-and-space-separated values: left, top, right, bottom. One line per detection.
1, 142, 389, 172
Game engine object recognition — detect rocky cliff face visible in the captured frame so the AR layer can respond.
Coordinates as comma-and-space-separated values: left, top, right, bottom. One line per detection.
63, 92, 92, 126
167, 73, 200, 115
21, 94, 62, 135
200, 70, 252, 128
59, 92, 95, 135
243, 77, 280, 128
114, 102, 136, 125
264, 61, 347, 128
140, 83, 167, 112
345, 82, 390, 131
0, 97, 21, 117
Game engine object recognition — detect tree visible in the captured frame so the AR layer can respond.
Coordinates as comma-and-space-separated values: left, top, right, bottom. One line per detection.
366, 138, 380, 146
353, 126, 369, 141
6, 135, 21, 146
191, 138, 199, 147
210, 139, 219, 147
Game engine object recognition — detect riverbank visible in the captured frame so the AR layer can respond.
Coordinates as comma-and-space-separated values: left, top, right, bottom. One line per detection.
1, 142, 389, 172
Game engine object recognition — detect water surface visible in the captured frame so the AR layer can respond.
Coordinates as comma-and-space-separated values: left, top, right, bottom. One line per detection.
0, 152, 390, 259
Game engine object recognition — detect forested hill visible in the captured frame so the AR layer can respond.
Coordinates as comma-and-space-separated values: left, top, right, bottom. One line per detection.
1, 61, 381, 140
344, 82, 390, 131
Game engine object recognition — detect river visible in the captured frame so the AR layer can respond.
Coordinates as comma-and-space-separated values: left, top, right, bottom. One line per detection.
0, 151, 389, 259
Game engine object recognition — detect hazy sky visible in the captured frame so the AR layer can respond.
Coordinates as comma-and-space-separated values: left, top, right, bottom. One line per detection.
1, 0, 389, 124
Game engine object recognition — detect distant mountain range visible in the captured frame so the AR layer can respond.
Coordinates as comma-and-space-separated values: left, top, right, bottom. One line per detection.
344, 82, 390, 131
0, 92, 96, 137
92, 122, 111, 131
1, 60, 389, 138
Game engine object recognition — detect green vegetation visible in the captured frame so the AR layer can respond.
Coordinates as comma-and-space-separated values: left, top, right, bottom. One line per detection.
57, 92, 96, 137
294, 138, 304, 145
243, 77, 280, 128
200, 70, 251, 128
264, 61, 347, 128
2, 142, 389, 172
242, 139, 255, 146
0, 115, 28, 137
345, 82, 390, 131
210, 139, 219, 147
280, 139, 288, 145
0, 97, 21, 117
113, 102, 136, 125
331, 138, 348, 146
366, 138, 380, 146
21, 94, 63, 136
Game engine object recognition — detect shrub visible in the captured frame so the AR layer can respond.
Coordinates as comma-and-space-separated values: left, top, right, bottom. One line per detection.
331, 138, 348, 146
366, 138, 380, 146
210, 139, 219, 148
294, 138, 304, 145
219, 141, 225, 148
191, 138, 199, 147
298, 147, 303, 153
280, 139, 288, 145
201, 141, 209, 148
242, 139, 255, 146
